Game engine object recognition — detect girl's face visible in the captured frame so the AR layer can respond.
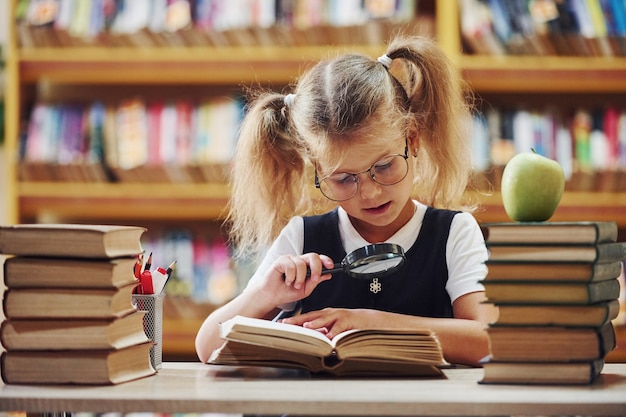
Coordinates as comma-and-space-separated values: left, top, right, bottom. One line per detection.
318, 133, 416, 243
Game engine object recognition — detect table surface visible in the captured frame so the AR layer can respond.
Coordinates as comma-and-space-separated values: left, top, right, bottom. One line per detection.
1, 362, 625, 416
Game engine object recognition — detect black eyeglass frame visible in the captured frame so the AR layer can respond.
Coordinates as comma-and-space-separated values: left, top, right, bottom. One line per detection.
314, 142, 410, 202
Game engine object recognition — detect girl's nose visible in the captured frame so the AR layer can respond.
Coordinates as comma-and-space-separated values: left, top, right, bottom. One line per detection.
357, 174, 382, 199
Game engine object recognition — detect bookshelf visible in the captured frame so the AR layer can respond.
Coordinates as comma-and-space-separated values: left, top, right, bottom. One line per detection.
4, 0, 626, 361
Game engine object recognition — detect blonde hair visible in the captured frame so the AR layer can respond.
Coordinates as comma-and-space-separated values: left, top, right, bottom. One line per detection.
227, 35, 477, 258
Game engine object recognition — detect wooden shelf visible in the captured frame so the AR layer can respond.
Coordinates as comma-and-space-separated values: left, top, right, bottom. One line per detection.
17, 45, 386, 84
18, 182, 230, 221
16, 46, 626, 92
459, 55, 626, 93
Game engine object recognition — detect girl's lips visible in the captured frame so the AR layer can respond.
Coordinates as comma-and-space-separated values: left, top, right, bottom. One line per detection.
363, 201, 391, 215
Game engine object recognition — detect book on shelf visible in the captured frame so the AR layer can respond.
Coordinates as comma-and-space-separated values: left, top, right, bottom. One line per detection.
480, 358, 605, 385
485, 241, 626, 263
460, 0, 626, 58
0, 342, 156, 385
20, 102, 110, 182
483, 260, 623, 282
480, 221, 618, 245
486, 322, 616, 362
481, 278, 621, 305
492, 299, 621, 327
0, 224, 146, 258
0, 310, 149, 351
2, 283, 138, 319
3, 256, 140, 289
458, 0, 507, 55
21, 96, 244, 184
609, 0, 626, 54
208, 315, 445, 377
474, 105, 626, 193
115, 97, 150, 171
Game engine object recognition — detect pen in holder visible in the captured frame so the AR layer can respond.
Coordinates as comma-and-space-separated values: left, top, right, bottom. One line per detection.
132, 294, 164, 370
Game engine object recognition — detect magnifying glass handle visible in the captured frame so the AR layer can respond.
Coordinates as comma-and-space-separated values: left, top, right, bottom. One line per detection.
305, 264, 343, 277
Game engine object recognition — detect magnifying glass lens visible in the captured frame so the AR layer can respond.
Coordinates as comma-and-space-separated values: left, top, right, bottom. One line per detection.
342, 243, 406, 279
350, 256, 404, 275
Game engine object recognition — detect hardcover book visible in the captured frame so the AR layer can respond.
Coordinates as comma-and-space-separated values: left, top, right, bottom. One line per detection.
3, 283, 138, 319
481, 221, 618, 245
0, 224, 146, 258
0, 310, 149, 350
3, 256, 139, 289
487, 322, 616, 362
491, 299, 620, 327
480, 358, 605, 385
483, 260, 623, 282
485, 242, 626, 263
0, 342, 155, 385
481, 278, 621, 305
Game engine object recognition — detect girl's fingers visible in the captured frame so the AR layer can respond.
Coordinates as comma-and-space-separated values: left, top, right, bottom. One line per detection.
279, 255, 309, 289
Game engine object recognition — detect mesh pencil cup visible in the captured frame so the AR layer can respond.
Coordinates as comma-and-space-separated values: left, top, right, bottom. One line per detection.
132, 294, 164, 370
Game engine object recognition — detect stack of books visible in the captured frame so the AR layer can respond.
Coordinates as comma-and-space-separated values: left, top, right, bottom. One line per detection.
479, 221, 625, 385
0, 224, 156, 385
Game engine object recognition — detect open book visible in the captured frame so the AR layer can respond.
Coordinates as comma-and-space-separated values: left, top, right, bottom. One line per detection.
208, 315, 445, 377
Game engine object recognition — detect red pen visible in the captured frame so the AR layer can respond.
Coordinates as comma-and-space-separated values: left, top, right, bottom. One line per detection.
140, 270, 154, 295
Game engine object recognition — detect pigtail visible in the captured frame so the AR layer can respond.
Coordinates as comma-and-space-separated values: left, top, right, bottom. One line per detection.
226, 91, 310, 258
385, 36, 478, 211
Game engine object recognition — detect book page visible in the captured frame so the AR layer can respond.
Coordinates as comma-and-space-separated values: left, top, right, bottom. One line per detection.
220, 316, 334, 356
332, 329, 444, 363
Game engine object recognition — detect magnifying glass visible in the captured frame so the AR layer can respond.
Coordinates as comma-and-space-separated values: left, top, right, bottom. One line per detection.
308, 242, 406, 279
274, 243, 406, 321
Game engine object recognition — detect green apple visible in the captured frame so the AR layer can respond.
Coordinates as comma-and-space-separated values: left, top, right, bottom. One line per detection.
501, 150, 565, 222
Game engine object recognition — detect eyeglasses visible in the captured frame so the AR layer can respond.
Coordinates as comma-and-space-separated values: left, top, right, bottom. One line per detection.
315, 143, 409, 202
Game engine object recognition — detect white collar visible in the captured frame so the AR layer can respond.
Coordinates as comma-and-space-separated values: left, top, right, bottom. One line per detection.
337, 200, 426, 254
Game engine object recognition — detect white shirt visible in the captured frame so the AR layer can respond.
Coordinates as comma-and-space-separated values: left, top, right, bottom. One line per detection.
246, 201, 488, 309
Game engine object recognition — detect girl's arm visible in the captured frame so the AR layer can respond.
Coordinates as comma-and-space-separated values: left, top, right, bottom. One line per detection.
195, 287, 279, 363
195, 251, 334, 363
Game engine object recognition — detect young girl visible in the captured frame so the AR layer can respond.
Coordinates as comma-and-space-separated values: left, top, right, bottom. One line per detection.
195, 35, 498, 367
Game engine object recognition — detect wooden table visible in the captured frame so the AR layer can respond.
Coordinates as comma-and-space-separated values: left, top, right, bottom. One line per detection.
1, 362, 625, 416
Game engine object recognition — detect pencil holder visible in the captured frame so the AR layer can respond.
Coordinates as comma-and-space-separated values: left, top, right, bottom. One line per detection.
132, 294, 164, 370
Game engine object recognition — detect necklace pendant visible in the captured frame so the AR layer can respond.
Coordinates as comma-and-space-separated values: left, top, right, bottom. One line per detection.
369, 277, 382, 294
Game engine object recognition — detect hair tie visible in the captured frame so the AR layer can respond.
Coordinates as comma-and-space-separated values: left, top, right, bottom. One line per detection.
377, 54, 392, 69
284, 93, 296, 108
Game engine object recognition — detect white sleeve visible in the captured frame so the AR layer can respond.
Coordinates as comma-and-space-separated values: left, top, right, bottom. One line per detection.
445, 212, 488, 303
243, 216, 304, 310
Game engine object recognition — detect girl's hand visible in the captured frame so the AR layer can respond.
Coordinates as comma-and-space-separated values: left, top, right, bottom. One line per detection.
260, 252, 335, 307
281, 308, 375, 339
